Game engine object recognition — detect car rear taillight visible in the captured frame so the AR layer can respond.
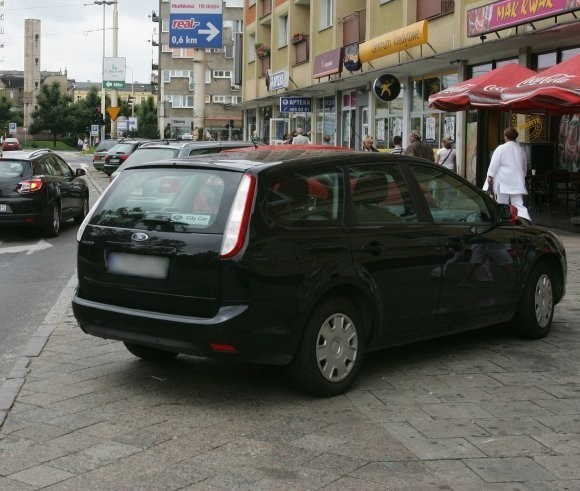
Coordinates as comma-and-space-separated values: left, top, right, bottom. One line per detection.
219, 174, 256, 260
18, 179, 43, 193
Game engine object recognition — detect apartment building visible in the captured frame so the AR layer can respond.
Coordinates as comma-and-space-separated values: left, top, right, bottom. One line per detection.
153, 0, 244, 141
242, 0, 580, 185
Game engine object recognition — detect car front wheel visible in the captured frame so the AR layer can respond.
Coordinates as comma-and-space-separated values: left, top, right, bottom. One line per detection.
512, 263, 555, 339
123, 342, 178, 361
287, 298, 364, 397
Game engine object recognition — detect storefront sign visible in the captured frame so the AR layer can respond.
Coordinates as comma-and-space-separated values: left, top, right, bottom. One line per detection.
280, 97, 312, 113
268, 70, 288, 91
467, 0, 580, 38
372, 74, 401, 102
359, 21, 428, 63
313, 48, 344, 78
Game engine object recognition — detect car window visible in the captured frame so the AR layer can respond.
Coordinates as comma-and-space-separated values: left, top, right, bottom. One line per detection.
42, 156, 63, 176
0, 160, 28, 177
266, 168, 342, 226
95, 140, 119, 152
348, 164, 417, 224
410, 165, 492, 223
109, 143, 137, 154
125, 148, 180, 164
89, 168, 243, 234
52, 156, 73, 178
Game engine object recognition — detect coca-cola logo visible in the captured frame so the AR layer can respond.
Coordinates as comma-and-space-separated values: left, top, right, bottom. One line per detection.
440, 83, 474, 94
483, 84, 508, 93
516, 73, 577, 87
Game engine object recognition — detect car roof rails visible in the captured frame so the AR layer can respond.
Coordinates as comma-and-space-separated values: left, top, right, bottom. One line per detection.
27, 149, 52, 158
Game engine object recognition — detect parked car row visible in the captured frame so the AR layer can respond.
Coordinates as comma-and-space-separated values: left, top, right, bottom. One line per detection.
72, 147, 567, 397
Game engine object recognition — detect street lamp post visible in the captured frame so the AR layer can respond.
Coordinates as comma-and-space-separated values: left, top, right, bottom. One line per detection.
94, 0, 116, 140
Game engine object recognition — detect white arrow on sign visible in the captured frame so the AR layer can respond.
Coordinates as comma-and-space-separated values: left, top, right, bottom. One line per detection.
0, 239, 54, 256
199, 22, 220, 41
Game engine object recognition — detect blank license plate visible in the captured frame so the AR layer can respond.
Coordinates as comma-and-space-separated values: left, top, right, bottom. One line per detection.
107, 252, 169, 279
0, 204, 6, 212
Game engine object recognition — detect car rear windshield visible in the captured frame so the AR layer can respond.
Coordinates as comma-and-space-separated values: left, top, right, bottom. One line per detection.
95, 140, 119, 152
109, 143, 137, 154
0, 160, 30, 178
89, 167, 243, 233
125, 148, 179, 164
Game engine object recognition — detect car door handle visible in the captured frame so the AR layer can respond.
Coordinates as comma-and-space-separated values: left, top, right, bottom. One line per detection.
361, 241, 382, 256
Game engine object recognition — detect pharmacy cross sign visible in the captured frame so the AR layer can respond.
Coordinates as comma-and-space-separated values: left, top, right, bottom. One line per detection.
169, 1, 223, 49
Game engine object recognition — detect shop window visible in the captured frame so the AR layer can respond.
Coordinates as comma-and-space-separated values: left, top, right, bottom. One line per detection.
417, 0, 454, 20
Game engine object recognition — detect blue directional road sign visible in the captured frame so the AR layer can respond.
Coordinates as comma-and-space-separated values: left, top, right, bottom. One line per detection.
169, 11, 222, 49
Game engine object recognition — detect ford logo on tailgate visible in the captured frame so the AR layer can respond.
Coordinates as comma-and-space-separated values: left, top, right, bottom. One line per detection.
131, 232, 149, 242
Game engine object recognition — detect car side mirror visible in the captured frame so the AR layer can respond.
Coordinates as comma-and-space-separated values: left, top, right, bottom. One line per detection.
498, 203, 517, 224
76, 168, 86, 177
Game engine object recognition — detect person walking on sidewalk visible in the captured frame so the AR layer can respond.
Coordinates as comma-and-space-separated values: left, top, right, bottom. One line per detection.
483, 126, 531, 222
389, 135, 404, 155
435, 137, 456, 172
405, 130, 434, 161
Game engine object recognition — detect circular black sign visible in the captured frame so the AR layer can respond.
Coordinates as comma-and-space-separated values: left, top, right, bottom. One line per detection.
373, 74, 401, 102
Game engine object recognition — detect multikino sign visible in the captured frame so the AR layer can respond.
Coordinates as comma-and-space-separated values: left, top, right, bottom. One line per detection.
280, 97, 312, 113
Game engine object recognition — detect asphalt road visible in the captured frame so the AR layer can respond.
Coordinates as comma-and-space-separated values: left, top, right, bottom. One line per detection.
0, 151, 101, 382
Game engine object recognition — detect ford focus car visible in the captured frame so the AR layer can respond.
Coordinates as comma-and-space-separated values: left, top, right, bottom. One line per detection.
72, 149, 567, 396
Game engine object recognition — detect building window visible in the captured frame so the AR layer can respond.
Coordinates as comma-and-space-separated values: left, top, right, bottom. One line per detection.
278, 14, 288, 48
161, 18, 169, 33
205, 70, 211, 84
205, 95, 211, 103
213, 70, 233, 79
319, 0, 333, 30
164, 95, 194, 108
417, 0, 455, 20
212, 95, 242, 104
224, 44, 234, 58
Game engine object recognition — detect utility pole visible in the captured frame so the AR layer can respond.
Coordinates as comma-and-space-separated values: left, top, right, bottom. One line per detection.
192, 50, 206, 139
111, 0, 119, 138
94, 0, 116, 140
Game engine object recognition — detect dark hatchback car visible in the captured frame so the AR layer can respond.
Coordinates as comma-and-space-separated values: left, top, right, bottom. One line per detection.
102, 140, 152, 176
92, 139, 121, 171
72, 149, 567, 396
109, 140, 261, 180
0, 149, 89, 236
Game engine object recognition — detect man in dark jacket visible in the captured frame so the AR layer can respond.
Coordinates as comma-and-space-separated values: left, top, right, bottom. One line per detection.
405, 130, 434, 161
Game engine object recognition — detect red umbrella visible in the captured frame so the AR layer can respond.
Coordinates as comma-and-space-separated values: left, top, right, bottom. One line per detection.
428, 63, 536, 112
501, 54, 580, 114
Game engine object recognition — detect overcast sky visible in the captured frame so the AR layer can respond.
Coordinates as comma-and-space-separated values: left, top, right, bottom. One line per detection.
3, 0, 158, 84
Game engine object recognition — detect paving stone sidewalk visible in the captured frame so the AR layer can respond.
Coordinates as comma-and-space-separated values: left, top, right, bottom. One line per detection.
0, 231, 578, 490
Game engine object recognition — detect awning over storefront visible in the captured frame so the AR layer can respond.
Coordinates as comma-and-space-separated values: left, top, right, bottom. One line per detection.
428, 63, 536, 112
501, 53, 580, 114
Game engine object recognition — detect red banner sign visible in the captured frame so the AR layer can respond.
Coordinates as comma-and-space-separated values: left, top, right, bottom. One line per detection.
467, 0, 580, 38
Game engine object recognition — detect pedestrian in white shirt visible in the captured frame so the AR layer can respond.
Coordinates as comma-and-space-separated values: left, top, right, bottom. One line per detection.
483, 127, 531, 222
435, 138, 456, 171
292, 127, 310, 144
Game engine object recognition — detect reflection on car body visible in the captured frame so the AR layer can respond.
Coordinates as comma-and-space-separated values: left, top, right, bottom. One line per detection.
73, 148, 567, 397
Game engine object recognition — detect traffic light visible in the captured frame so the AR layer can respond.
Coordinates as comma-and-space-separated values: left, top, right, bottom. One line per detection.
94, 107, 104, 125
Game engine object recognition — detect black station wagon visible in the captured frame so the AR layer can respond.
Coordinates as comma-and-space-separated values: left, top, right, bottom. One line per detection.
72, 148, 567, 396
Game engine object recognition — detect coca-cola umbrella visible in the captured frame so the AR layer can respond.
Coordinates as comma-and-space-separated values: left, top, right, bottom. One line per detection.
428, 63, 537, 112
501, 54, 580, 114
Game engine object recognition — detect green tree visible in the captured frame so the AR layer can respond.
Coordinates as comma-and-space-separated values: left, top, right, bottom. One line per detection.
29, 82, 75, 146
70, 86, 103, 139
0, 97, 23, 137
134, 96, 159, 139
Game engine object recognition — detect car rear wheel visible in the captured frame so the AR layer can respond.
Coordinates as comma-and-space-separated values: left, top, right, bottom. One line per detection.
123, 342, 178, 361
287, 298, 364, 397
42, 202, 61, 237
74, 195, 89, 224
512, 263, 554, 339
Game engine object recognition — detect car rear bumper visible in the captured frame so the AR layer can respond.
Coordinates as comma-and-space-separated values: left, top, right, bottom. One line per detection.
72, 293, 298, 365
